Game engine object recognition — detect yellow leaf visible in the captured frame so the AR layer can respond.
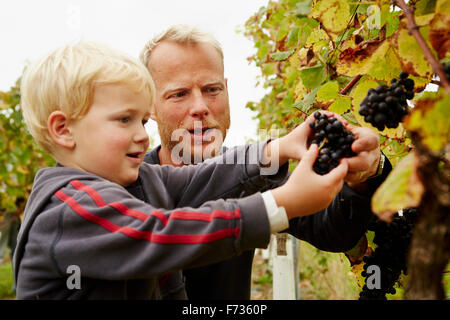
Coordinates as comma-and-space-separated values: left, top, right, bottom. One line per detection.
393, 21, 434, 78
310, 0, 351, 34
372, 151, 425, 222
404, 91, 450, 151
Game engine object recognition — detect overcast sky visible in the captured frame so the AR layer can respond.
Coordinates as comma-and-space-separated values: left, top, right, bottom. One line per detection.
0, 0, 270, 147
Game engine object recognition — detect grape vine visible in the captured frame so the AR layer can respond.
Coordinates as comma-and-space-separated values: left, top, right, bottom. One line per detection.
244, 0, 449, 299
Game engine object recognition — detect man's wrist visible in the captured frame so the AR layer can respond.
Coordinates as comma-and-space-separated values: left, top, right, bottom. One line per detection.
367, 153, 385, 180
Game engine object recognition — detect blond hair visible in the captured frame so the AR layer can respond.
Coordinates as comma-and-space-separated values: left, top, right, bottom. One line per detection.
21, 41, 155, 155
139, 24, 224, 70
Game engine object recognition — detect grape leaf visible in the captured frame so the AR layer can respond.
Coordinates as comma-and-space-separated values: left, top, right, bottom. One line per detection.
336, 40, 387, 78
299, 65, 326, 89
428, 0, 450, 59
316, 81, 339, 105
270, 49, 295, 61
294, 0, 312, 16
404, 91, 450, 152
310, 0, 351, 34
294, 78, 307, 102
293, 86, 321, 113
393, 21, 434, 78
372, 151, 425, 222
328, 95, 351, 114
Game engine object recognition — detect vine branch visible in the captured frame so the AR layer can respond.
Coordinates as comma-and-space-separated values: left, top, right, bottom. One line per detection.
394, 0, 450, 93
340, 74, 362, 95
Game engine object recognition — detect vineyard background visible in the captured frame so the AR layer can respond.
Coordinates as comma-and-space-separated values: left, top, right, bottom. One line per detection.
1, 0, 449, 300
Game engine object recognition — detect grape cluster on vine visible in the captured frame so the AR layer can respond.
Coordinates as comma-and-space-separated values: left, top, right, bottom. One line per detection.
444, 63, 450, 82
309, 112, 356, 175
359, 72, 415, 131
359, 208, 418, 300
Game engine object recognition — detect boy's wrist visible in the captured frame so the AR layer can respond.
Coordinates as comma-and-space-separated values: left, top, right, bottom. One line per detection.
261, 191, 289, 233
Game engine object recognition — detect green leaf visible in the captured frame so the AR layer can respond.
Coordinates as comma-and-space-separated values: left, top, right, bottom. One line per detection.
415, 0, 437, 15
328, 96, 351, 114
286, 26, 300, 47
316, 81, 339, 104
386, 11, 401, 38
270, 49, 295, 61
372, 152, 425, 222
294, 0, 312, 16
294, 86, 321, 113
299, 65, 326, 89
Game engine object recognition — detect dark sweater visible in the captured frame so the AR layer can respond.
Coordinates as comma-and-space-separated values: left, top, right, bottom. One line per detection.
13, 143, 289, 299
133, 145, 391, 300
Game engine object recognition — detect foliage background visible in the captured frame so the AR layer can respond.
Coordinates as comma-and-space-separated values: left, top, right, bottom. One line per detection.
242, 0, 449, 299
1, 0, 449, 300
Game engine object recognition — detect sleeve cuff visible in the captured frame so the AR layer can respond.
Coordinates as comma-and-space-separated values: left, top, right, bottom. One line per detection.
261, 191, 289, 233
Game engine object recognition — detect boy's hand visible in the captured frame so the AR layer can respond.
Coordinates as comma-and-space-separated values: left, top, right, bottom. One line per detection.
271, 144, 348, 219
265, 113, 316, 166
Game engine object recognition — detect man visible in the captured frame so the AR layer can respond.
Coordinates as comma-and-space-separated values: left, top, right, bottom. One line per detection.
128, 25, 390, 299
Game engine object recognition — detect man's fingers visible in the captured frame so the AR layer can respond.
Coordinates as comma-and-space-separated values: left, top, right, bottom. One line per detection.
351, 128, 379, 153
345, 152, 370, 172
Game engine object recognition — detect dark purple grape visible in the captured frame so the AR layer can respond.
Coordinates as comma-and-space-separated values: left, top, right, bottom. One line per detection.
309, 112, 356, 175
358, 72, 415, 131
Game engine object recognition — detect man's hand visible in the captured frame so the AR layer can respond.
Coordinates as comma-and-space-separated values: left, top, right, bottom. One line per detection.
304, 111, 381, 187
345, 126, 381, 186
265, 111, 381, 187
271, 144, 349, 218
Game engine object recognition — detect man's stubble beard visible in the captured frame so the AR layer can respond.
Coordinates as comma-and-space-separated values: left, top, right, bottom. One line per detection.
157, 110, 230, 164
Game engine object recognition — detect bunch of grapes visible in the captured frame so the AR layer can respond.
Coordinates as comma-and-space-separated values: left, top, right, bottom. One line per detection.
359, 72, 415, 131
309, 111, 356, 175
359, 208, 418, 300
444, 63, 450, 82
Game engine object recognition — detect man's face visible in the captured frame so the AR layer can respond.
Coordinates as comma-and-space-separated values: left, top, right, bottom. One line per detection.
148, 41, 230, 163
70, 84, 151, 186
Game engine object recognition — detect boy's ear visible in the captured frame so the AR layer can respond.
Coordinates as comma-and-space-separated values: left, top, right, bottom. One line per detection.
47, 111, 75, 149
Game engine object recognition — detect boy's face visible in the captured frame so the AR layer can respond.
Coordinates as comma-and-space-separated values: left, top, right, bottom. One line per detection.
70, 84, 151, 186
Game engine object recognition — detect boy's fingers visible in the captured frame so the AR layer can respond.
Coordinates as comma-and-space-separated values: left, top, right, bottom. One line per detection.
325, 158, 348, 183
301, 144, 319, 167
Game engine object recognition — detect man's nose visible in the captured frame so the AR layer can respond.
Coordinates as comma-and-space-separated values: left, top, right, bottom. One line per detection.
189, 90, 209, 119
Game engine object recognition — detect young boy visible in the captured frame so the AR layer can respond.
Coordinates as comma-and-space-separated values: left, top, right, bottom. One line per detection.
13, 41, 348, 299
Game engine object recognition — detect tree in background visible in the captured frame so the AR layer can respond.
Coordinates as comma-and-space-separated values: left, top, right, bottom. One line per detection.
243, 0, 449, 299
0, 77, 55, 236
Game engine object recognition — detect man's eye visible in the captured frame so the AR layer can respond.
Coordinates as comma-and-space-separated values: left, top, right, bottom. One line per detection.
119, 117, 130, 123
206, 87, 221, 94
170, 91, 186, 99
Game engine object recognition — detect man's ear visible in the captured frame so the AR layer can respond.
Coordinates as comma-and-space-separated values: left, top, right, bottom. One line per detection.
47, 111, 75, 149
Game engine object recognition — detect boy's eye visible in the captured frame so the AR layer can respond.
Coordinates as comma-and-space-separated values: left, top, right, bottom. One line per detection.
119, 117, 130, 123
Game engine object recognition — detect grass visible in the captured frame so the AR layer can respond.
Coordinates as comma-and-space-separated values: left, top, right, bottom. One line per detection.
0, 261, 15, 300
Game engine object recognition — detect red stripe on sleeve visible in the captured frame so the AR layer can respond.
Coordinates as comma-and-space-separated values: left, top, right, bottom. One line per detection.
68, 180, 241, 226
54, 190, 240, 244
